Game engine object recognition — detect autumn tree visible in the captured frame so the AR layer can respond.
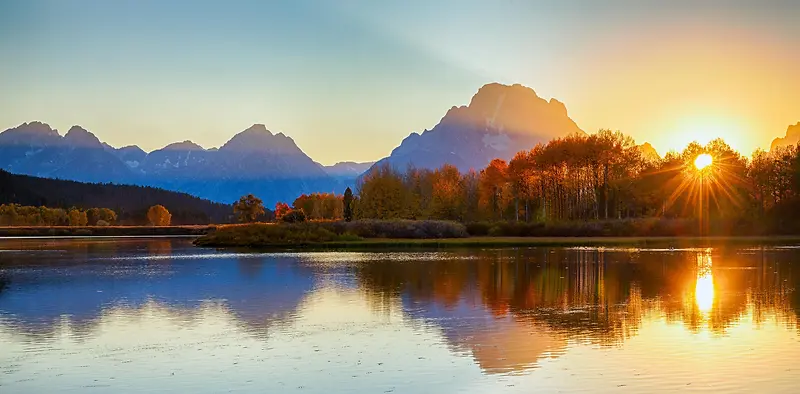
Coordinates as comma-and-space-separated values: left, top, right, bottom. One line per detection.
274, 202, 291, 221
292, 193, 343, 220
429, 164, 464, 220
99, 208, 117, 225
86, 208, 102, 226
479, 159, 510, 220
86, 207, 117, 226
67, 209, 88, 227
147, 205, 172, 226
357, 163, 408, 219
234, 194, 265, 223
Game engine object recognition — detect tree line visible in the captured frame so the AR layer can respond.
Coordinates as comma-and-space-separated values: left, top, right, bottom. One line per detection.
0, 203, 177, 227
0, 204, 117, 226
0, 169, 233, 225
168, 128, 800, 236
232, 192, 347, 224
349, 130, 800, 234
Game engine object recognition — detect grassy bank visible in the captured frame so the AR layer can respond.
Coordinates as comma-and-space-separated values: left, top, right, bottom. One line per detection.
289, 236, 800, 249
0, 225, 216, 237
193, 220, 467, 248
193, 221, 800, 249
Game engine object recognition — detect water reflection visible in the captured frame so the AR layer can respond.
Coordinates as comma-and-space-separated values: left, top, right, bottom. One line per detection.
694, 250, 714, 314
352, 247, 800, 373
2, 240, 800, 393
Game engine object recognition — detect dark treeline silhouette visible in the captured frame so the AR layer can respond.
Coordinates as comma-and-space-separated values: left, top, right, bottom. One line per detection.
0, 169, 234, 225
354, 131, 800, 235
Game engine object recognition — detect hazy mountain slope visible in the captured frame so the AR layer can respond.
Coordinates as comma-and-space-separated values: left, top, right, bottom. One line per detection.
369, 83, 584, 173
322, 161, 375, 177
639, 142, 661, 163
138, 124, 338, 205
0, 122, 342, 206
771, 122, 800, 151
0, 123, 135, 183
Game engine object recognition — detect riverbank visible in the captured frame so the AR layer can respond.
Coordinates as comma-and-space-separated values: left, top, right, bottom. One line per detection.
192, 222, 800, 249
288, 236, 800, 249
0, 225, 216, 237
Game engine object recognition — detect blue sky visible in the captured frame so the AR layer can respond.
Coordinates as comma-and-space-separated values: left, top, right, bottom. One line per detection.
1, 0, 798, 164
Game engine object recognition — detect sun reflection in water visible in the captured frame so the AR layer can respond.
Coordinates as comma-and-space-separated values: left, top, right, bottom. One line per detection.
695, 250, 714, 314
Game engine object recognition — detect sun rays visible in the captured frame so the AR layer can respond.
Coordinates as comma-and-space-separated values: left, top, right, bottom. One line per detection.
656, 140, 750, 227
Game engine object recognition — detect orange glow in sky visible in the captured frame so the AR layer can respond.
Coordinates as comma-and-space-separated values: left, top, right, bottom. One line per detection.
1, 2, 798, 163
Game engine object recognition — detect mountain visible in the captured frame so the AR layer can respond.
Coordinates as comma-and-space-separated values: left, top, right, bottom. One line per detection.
369, 83, 583, 173
109, 145, 147, 169
639, 142, 661, 163
770, 122, 800, 151
322, 161, 375, 178
0, 169, 233, 224
0, 122, 343, 206
141, 124, 338, 205
0, 123, 134, 183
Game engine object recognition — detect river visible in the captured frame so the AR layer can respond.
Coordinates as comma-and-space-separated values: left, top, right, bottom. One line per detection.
1, 238, 799, 393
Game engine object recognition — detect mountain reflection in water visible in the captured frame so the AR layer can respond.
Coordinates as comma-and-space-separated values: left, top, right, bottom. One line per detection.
1, 238, 799, 393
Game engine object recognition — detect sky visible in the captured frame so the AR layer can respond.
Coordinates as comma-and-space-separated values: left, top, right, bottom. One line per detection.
1, 0, 798, 165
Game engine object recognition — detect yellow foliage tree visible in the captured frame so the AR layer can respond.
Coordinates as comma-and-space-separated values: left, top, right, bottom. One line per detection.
67, 209, 88, 227
147, 205, 172, 226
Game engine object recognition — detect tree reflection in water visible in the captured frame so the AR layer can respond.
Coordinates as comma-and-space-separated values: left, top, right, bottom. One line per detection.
353, 247, 800, 372
2, 241, 800, 378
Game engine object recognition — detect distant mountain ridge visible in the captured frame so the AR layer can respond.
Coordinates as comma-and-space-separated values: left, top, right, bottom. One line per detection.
322, 161, 376, 179
369, 83, 584, 173
0, 122, 344, 205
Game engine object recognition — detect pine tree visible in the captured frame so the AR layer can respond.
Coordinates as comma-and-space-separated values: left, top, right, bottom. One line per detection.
343, 187, 354, 222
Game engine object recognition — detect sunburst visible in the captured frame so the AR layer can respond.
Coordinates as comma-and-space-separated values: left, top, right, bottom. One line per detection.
658, 150, 747, 231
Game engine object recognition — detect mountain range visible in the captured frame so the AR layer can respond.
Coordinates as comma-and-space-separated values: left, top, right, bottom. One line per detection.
0, 122, 364, 205
3, 82, 792, 206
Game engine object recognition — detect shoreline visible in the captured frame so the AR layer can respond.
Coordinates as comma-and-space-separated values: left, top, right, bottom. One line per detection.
194, 235, 800, 250
0, 226, 216, 238
3, 226, 799, 249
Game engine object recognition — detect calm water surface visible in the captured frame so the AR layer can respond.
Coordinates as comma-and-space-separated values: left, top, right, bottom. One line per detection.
1, 238, 800, 393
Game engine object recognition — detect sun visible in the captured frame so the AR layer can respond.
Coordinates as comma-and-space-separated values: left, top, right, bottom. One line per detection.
694, 154, 713, 171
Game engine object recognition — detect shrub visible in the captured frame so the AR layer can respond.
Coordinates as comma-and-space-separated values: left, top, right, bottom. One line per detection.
195, 222, 342, 246
465, 222, 492, 236
466, 219, 705, 237
329, 219, 467, 239
96, 220, 110, 227
195, 219, 468, 247
280, 209, 307, 223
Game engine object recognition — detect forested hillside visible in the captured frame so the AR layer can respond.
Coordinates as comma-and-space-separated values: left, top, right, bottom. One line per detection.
0, 169, 234, 225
